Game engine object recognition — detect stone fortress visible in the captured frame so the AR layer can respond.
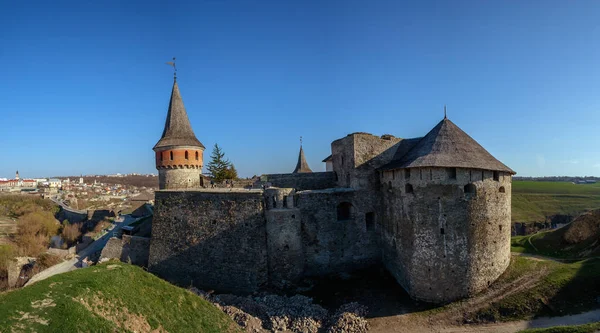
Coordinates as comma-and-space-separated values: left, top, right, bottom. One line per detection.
148, 77, 516, 303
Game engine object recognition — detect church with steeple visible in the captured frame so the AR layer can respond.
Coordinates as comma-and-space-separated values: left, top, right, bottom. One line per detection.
149, 73, 516, 304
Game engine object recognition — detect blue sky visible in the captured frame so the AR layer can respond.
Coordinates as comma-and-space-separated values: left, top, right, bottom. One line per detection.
1, 1, 599, 178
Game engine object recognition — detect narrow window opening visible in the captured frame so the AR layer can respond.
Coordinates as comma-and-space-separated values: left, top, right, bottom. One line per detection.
160, 152, 163, 161
499, 225, 503, 231
195, 151, 199, 160
469, 170, 472, 181
291, 214, 295, 219
447, 168, 457, 180
346, 174, 351, 186
430, 169, 433, 180
366, 212, 375, 231
493, 171, 499, 181
499, 186, 505, 193
283, 196, 287, 208
440, 227, 445, 235
185, 151, 189, 160
388, 181, 392, 188
272, 197, 277, 209
405, 169, 410, 180
405, 184, 414, 194
464, 183, 476, 194
337, 202, 354, 221
481, 170, 485, 180
392, 170, 395, 180
170, 151, 173, 160
420, 168, 422, 180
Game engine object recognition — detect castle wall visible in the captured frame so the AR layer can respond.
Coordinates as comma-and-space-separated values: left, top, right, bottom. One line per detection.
296, 188, 380, 276
381, 167, 511, 303
331, 133, 401, 189
158, 168, 202, 190
148, 190, 267, 293
262, 172, 336, 191
264, 188, 304, 288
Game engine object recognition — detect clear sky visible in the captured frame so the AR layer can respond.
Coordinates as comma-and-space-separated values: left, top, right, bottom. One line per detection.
1, 1, 599, 178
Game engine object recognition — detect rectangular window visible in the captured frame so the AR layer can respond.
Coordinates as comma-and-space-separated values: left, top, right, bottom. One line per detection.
405, 169, 410, 180
440, 228, 445, 235
447, 168, 457, 180
493, 171, 500, 181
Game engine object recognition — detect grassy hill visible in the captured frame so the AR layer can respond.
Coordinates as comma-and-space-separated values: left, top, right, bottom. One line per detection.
512, 209, 600, 258
512, 181, 600, 223
0, 262, 239, 333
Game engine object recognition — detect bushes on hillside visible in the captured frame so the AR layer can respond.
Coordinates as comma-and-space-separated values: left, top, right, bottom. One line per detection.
14, 211, 61, 257
61, 222, 82, 246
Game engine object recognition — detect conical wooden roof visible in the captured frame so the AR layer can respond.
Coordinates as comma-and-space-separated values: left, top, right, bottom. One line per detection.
293, 146, 313, 173
381, 118, 515, 174
153, 79, 204, 150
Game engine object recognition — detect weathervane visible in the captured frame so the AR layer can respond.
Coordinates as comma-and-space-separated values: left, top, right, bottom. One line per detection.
444, 104, 447, 119
166, 57, 177, 80
300, 136, 303, 147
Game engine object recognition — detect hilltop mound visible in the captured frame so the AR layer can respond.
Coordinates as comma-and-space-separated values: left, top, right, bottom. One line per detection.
528, 209, 600, 258
0, 262, 238, 333
563, 209, 600, 245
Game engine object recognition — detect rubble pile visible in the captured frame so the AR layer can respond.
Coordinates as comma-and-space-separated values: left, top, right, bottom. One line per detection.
326, 303, 369, 333
190, 288, 369, 333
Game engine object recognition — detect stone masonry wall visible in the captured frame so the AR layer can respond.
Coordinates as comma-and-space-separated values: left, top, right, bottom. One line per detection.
263, 172, 337, 191
296, 189, 380, 276
149, 190, 267, 293
158, 168, 202, 190
381, 167, 512, 303
100, 235, 151, 267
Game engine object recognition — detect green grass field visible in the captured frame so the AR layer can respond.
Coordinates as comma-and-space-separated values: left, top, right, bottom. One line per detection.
518, 322, 600, 333
512, 181, 600, 223
0, 262, 239, 333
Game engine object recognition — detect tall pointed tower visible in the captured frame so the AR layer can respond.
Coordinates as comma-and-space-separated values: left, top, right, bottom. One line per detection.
293, 145, 312, 173
153, 77, 205, 189
15, 171, 19, 181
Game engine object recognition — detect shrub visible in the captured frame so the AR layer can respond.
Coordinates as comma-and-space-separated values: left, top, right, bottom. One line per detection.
0, 244, 16, 271
62, 223, 82, 245
37, 253, 62, 269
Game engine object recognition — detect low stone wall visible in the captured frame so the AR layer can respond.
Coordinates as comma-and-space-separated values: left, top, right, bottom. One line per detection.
47, 247, 76, 259
100, 235, 150, 267
262, 172, 336, 191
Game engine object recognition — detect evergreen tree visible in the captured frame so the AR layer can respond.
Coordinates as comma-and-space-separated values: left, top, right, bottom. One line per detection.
224, 165, 238, 180
207, 144, 232, 182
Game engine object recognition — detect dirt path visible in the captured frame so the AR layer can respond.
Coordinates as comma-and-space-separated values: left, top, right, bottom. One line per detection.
369, 252, 598, 332
369, 308, 600, 333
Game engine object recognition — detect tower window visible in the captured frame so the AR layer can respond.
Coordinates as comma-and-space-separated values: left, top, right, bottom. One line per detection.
493, 171, 500, 181
405, 169, 411, 180
170, 151, 173, 160
195, 151, 199, 160
160, 152, 163, 161
440, 228, 445, 235
366, 212, 375, 231
499, 186, 506, 193
464, 183, 476, 194
185, 151, 189, 160
447, 168, 457, 180
337, 202, 354, 221
405, 184, 414, 194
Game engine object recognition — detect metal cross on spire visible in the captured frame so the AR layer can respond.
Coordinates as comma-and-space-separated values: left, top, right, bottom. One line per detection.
166, 57, 177, 80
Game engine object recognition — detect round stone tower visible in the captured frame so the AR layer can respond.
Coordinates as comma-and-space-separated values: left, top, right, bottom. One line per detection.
379, 117, 515, 303
154, 77, 205, 190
